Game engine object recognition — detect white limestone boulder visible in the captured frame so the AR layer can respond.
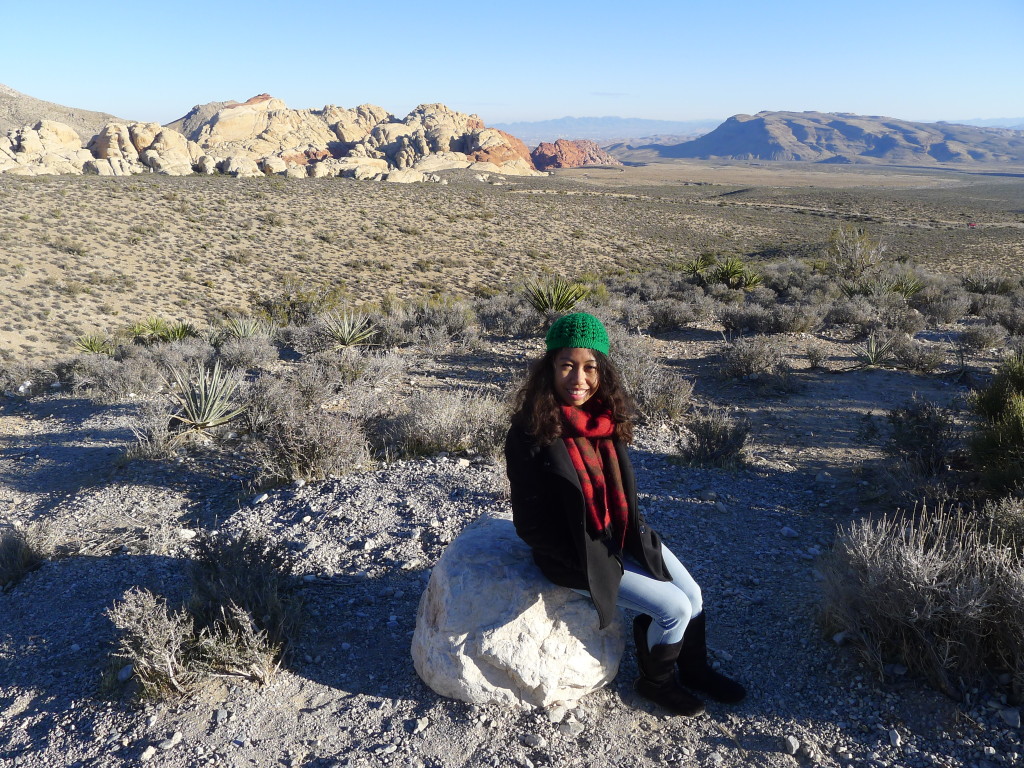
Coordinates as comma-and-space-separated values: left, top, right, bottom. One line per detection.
411, 516, 625, 708
219, 155, 262, 177
386, 169, 426, 183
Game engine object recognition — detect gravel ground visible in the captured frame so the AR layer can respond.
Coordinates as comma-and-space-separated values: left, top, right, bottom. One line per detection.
1, 334, 1021, 768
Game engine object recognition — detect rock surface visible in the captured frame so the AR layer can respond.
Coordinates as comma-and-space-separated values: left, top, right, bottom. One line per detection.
531, 139, 623, 170
411, 516, 625, 708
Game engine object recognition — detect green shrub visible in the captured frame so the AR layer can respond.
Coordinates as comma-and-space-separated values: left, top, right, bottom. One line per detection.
885, 397, 958, 477
971, 353, 1024, 492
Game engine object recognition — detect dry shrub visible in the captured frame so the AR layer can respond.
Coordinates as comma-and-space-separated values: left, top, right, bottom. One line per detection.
959, 324, 1007, 352
475, 293, 543, 336
189, 530, 300, 651
250, 408, 370, 485
718, 335, 795, 391
820, 504, 1024, 699
678, 408, 751, 467
217, 336, 278, 370
107, 588, 200, 698
983, 496, 1024, 553
608, 331, 693, 423
891, 336, 947, 374
0, 525, 55, 589
372, 389, 508, 458
107, 531, 299, 700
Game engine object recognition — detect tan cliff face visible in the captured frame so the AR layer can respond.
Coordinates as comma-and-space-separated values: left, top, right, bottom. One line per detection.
531, 139, 622, 170
0, 94, 542, 178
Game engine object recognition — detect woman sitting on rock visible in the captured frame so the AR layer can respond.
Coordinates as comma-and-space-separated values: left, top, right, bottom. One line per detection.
505, 312, 745, 716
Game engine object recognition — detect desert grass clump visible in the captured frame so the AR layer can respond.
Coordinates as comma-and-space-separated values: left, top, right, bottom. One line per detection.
372, 389, 508, 458
678, 408, 751, 467
820, 504, 1023, 699
970, 351, 1024, 492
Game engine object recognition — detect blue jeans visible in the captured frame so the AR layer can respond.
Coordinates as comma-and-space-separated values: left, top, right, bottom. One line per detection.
576, 543, 702, 649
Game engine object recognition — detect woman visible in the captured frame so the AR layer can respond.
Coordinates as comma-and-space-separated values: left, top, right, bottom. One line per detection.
505, 312, 745, 717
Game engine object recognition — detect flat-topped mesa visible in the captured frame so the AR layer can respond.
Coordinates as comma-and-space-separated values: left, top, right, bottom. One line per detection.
531, 138, 622, 170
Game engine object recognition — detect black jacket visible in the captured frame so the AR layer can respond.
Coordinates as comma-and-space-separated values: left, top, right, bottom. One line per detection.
505, 425, 670, 629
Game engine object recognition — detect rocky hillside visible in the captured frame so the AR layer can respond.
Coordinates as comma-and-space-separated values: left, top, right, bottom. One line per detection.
613, 111, 1024, 165
531, 139, 622, 170
0, 83, 130, 143
1, 93, 540, 180
493, 116, 720, 146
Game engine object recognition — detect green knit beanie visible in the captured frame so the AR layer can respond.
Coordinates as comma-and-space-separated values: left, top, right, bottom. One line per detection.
545, 312, 609, 356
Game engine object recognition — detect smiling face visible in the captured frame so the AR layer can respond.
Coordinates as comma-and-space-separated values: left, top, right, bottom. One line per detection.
552, 347, 600, 407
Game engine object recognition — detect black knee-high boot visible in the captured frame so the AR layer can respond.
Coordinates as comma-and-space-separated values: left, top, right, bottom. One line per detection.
632, 614, 705, 717
676, 612, 746, 703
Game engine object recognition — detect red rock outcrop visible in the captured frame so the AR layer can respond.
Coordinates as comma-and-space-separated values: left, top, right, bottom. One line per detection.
465, 129, 534, 168
531, 139, 622, 170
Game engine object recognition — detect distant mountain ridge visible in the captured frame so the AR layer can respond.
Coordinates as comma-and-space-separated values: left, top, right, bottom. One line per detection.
608, 111, 1024, 165
492, 116, 720, 146
0, 83, 131, 143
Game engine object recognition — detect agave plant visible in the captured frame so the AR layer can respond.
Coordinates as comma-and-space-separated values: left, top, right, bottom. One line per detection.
857, 333, 897, 368
166, 360, 246, 434
524, 278, 590, 313
321, 311, 377, 348
74, 334, 115, 355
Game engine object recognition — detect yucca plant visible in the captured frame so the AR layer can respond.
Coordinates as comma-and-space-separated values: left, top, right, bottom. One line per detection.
222, 316, 275, 339
857, 333, 897, 368
971, 351, 1024, 492
680, 253, 717, 281
709, 257, 762, 290
75, 334, 115, 355
166, 360, 246, 435
321, 311, 377, 348
524, 278, 590, 313
129, 317, 170, 345
890, 272, 924, 299
164, 321, 200, 342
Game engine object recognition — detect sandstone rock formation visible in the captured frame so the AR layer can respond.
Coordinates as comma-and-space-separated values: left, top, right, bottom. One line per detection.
0, 120, 94, 175
531, 139, 623, 170
411, 516, 625, 708
0, 92, 543, 178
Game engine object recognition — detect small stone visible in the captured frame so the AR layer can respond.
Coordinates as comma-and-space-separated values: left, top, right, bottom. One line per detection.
411, 717, 429, 734
699, 489, 718, 501
832, 631, 850, 646
140, 746, 157, 762
780, 526, 799, 538
215, 709, 229, 725
783, 735, 800, 755
294, 479, 306, 489
158, 732, 182, 750
178, 529, 197, 540
889, 729, 902, 748
251, 493, 269, 505
709, 752, 724, 765
547, 705, 568, 723
815, 471, 833, 483
70, 643, 81, 652
558, 720, 584, 736
457, 458, 471, 468
116, 664, 133, 683
521, 734, 546, 748
714, 501, 729, 513
999, 708, 1021, 728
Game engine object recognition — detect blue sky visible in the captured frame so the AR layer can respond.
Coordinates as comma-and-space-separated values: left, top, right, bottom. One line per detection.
3, 0, 1021, 126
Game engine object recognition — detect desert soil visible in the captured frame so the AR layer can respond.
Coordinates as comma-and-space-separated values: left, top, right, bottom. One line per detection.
1, 162, 1023, 768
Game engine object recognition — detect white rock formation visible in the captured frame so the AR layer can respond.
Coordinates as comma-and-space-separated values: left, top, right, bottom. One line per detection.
0, 120, 94, 175
411, 516, 625, 708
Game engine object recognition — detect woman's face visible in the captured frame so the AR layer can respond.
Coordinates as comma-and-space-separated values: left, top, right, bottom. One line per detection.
552, 347, 600, 407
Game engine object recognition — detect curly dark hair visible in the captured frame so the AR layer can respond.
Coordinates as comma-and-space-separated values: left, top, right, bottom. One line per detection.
511, 348, 635, 444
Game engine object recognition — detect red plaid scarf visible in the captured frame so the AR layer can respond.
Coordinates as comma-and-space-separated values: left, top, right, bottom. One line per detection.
560, 402, 629, 551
